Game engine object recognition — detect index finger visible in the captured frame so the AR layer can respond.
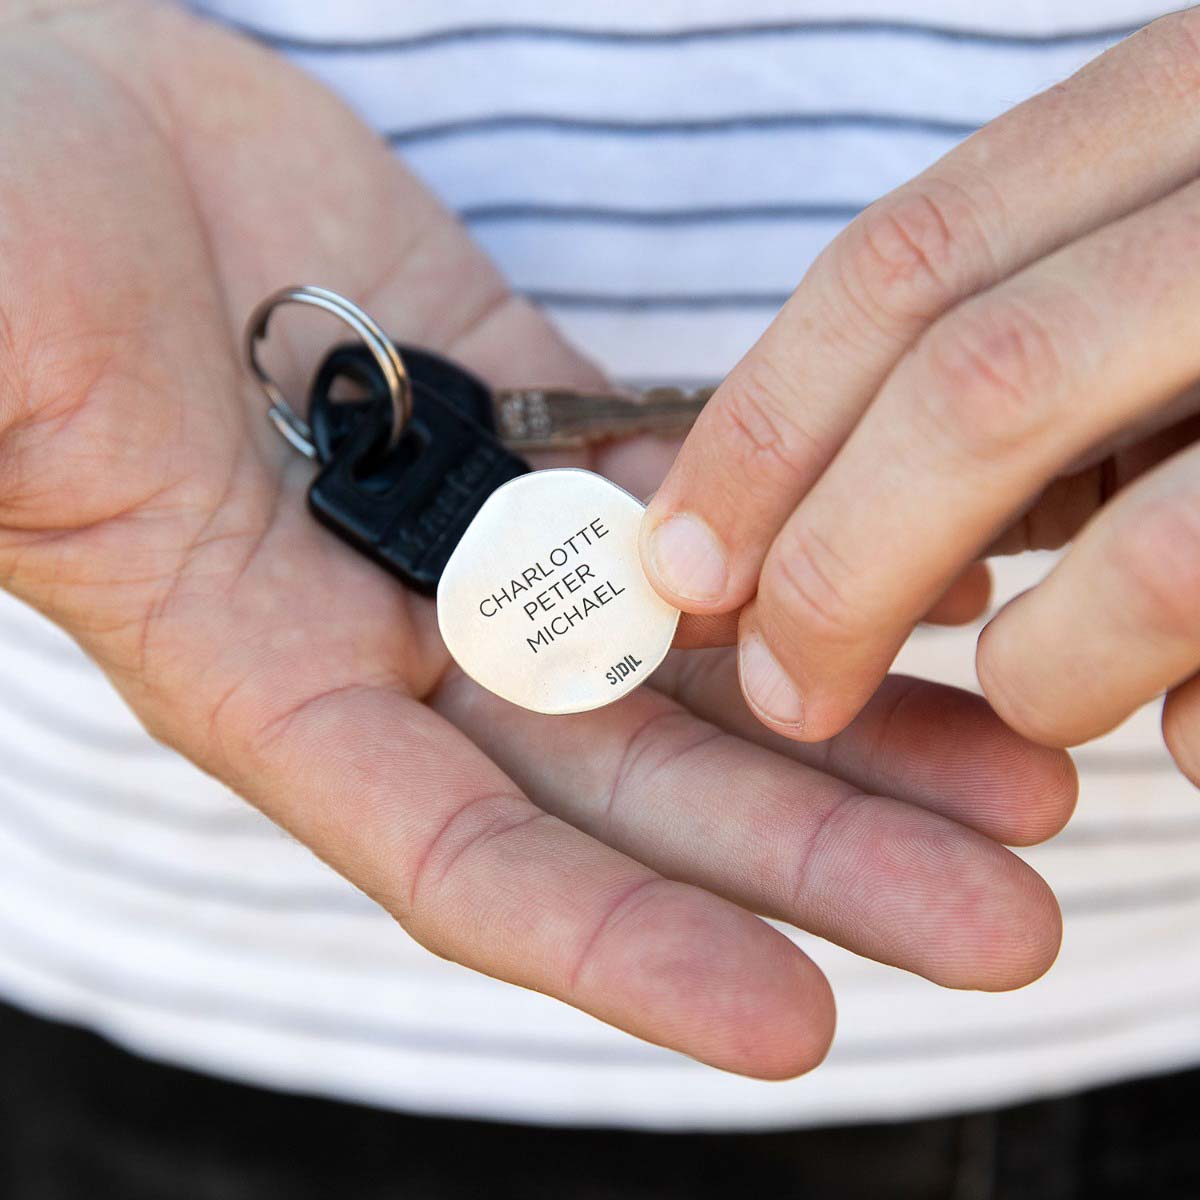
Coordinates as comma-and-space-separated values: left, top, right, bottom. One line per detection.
639, 10, 1200, 612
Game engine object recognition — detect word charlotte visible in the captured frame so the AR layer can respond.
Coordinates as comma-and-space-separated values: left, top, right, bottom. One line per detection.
477, 518, 627, 653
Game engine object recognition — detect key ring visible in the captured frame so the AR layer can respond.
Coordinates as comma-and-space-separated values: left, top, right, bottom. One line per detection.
244, 285, 411, 459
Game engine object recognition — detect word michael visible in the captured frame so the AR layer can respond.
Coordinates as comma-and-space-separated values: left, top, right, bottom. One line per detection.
476, 518, 628, 653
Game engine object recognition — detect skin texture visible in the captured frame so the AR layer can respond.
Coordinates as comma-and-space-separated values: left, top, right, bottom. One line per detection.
0, 0, 1075, 1077
642, 10, 1200, 785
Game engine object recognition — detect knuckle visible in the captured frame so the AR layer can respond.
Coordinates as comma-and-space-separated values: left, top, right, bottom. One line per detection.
603, 708, 712, 833
1105, 493, 1200, 639
568, 876, 669, 992
835, 178, 994, 332
786, 792, 863, 918
1129, 9, 1200, 104
765, 523, 863, 642
715, 357, 825, 482
405, 792, 546, 920
916, 295, 1066, 461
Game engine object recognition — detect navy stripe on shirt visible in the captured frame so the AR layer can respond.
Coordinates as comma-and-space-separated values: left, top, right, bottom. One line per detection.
386, 111, 981, 146
192, 12, 1143, 54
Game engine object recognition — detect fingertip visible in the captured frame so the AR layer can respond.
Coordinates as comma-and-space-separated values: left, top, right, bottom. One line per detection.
578, 879, 836, 1079
783, 703, 862, 745
640, 509, 734, 612
804, 794, 1064, 994
740, 955, 837, 1081
965, 862, 1063, 992
723, 934, 837, 1081
924, 840, 1064, 993
952, 696, 1080, 846
1163, 675, 1200, 788
999, 742, 1079, 847
736, 633, 859, 743
976, 630, 1081, 750
874, 679, 1079, 844
738, 632, 807, 734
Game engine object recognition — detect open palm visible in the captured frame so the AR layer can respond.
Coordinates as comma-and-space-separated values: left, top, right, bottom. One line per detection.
0, 0, 1075, 1076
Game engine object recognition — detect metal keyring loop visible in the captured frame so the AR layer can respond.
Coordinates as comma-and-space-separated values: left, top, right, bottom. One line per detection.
244, 285, 411, 460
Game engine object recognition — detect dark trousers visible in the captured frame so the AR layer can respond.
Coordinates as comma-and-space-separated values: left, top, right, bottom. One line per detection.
0, 998, 1196, 1200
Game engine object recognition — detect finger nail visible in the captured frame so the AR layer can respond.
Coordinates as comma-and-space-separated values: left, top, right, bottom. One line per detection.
739, 634, 804, 729
644, 513, 728, 604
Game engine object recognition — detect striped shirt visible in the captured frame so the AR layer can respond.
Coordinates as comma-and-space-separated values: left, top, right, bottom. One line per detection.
0, 0, 1195, 1129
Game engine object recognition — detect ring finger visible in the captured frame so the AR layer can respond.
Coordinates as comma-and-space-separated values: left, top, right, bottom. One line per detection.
978, 438, 1200, 748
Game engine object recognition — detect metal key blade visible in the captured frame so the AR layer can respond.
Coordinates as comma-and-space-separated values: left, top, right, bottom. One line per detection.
493, 385, 714, 451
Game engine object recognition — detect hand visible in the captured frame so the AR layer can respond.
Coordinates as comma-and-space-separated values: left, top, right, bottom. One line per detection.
641, 10, 1200, 784
0, 0, 1072, 1077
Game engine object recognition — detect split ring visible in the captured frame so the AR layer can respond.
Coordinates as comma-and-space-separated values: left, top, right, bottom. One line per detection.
244, 285, 411, 459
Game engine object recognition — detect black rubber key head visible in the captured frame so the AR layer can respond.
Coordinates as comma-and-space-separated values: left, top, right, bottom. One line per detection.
308, 341, 497, 466
307, 372, 527, 596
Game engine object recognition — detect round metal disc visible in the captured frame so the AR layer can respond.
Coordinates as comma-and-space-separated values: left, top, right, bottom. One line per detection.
437, 469, 681, 715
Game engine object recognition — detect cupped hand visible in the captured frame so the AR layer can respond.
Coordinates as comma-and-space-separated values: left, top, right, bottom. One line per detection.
0, 0, 1073, 1077
641, 10, 1200, 784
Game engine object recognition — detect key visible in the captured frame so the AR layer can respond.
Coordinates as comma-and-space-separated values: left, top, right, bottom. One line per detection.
492, 384, 713, 451
306, 345, 528, 596
246, 285, 681, 714
310, 341, 710, 454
